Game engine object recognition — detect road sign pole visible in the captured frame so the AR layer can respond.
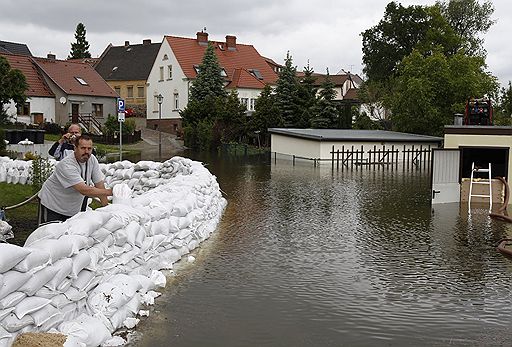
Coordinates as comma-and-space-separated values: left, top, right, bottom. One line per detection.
119, 120, 123, 161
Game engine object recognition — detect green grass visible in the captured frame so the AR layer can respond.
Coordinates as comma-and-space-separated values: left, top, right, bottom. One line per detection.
0, 183, 39, 245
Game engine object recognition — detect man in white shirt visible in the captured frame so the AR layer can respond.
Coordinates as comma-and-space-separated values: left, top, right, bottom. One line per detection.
38, 134, 113, 223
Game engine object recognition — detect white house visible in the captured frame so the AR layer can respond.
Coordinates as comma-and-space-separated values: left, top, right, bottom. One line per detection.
146, 32, 278, 134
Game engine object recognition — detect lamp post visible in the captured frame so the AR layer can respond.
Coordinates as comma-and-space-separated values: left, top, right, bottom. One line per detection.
157, 94, 163, 159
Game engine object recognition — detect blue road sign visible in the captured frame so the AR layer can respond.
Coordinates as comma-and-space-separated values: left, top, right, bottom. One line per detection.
117, 99, 125, 112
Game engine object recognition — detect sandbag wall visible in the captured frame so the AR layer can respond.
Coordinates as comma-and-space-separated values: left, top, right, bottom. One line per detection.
0, 156, 227, 346
0, 157, 46, 185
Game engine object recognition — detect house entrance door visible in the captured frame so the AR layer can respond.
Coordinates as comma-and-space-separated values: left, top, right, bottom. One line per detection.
71, 103, 79, 123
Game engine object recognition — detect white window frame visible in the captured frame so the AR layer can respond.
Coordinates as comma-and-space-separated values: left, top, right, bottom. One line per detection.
159, 66, 164, 81
167, 65, 173, 80
173, 93, 179, 110
240, 98, 249, 110
249, 98, 256, 111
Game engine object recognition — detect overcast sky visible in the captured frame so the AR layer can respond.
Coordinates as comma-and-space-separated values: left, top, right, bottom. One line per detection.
2, 0, 510, 87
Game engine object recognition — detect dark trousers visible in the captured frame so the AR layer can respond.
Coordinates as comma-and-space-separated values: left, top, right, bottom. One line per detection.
38, 204, 71, 224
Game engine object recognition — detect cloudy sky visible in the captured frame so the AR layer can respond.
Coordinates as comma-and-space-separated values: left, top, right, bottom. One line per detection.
2, 0, 510, 86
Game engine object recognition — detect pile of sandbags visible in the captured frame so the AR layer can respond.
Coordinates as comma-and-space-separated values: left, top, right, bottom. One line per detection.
0, 156, 227, 346
0, 157, 36, 185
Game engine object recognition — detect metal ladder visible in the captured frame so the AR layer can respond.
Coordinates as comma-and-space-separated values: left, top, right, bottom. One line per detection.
468, 162, 492, 212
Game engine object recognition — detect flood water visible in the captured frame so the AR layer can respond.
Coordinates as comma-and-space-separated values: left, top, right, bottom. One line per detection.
134, 153, 512, 347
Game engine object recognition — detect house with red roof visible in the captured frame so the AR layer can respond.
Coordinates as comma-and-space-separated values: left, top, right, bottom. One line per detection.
1, 52, 55, 124
1, 51, 118, 131
146, 32, 278, 134
34, 54, 118, 131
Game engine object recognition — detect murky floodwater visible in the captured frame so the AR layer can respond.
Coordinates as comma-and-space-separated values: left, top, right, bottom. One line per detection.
134, 153, 512, 347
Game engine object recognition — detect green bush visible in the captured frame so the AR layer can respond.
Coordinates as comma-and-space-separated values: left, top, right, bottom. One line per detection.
102, 115, 136, 135
41, 122, 63, 134
31, 157, 53, 193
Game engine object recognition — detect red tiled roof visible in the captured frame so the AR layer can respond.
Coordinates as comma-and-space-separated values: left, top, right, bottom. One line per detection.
0, 52, 54, 97
344, 88, 359, 100
33, 57, 117, 98
226, 68, 267, 89
166, 35, 277, 88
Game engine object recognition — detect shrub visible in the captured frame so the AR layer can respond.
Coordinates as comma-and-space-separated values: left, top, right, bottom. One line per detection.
102, 115, 136, 135
41, 122, 63, 134
31, 156, 53, 193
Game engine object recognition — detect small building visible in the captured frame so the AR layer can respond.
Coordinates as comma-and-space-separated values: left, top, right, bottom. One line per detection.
269, 128, 442, 163
432, 125, 512, 205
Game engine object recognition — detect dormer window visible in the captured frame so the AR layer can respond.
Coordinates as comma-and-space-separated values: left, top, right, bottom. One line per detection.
220, 68, 227, 77
249, 69, 263, 80
75, 77, 88, 85
194, 65, 200, 74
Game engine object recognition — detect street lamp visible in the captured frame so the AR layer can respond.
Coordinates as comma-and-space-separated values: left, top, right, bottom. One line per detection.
157, 94, 163, 159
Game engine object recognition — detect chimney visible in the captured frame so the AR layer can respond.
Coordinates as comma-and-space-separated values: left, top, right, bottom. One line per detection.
226, 35, 237, 51
47, 53, 56, 60
143, 39, 151, 45
124, 41, 130, 47
196, 31, 208, 45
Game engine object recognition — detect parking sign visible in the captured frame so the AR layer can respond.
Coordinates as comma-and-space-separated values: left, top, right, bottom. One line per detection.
117, 99, 125, 112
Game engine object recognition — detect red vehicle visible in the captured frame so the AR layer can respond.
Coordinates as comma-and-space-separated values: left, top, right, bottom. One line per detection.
125, 107, 136, 117
464, 98, 492, 125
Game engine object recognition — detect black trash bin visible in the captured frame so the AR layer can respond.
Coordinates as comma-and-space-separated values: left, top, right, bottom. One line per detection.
23, 129, 36, 143
34, 130, 45, 144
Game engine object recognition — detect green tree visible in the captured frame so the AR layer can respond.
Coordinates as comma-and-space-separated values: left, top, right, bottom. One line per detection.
0, 56, 28, 124
181, 42, 228, 149
390, 49, 497, 136
438, 0, 495, 56
214, 89, 247, 144
189, 42, 226, 102
494, 82, 512, 125
311, 69, 338, 128
296, 63, 318, 128
274, 52, 300, 127
250, 85, 281, 147
69, 23, 91, 59
357, 81, 388, 129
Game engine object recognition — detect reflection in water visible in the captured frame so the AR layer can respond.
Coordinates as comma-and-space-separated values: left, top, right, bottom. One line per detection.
135, 154, 512, 347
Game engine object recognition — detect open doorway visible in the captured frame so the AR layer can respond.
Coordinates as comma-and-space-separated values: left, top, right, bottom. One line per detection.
460, 147, 509, 180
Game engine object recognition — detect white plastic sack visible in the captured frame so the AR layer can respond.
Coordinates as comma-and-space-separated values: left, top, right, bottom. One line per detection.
0, 244, 31, 273
112, 183, 133, 206
24, 222, 68, 247
0, 271, 32, 300
13, 296, 52, 319
18, 266, 59, 296
13, 248, 50, 272
58, 313, 111, 347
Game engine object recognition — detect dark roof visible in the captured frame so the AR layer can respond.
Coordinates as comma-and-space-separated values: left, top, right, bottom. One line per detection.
95, 42, 161, 81
0, 40, 32, 56
0, 53, 54, 97
268, 128, 443, 143
34, 57, 117, 98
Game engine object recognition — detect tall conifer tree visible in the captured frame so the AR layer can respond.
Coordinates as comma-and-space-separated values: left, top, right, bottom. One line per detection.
274, 52, 299, 127
69, 23, 91, 59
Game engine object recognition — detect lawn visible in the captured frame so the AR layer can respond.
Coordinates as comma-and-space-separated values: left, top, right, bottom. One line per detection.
0, 182, 38, 245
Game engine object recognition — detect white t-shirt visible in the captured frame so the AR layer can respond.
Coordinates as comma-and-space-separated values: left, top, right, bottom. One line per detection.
39, 153, 105, 216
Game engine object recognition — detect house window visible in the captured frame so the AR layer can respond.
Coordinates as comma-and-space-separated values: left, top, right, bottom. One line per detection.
16, 102, 30, 116
173, 93, 179, 110
92, 104, 103, 118
167, 65, 172, 80
249, 69, 263, 80
220, 68, 227, 77
75, 77, 88, 85
159, 67, 164, 81
114, 86, 121, 95
193, 65, 200, 74
240, 98, 248, 110
249, 98, 256, 111
153, 95, 159, 112
127, 86, 133, 98
137, 86, 144, 98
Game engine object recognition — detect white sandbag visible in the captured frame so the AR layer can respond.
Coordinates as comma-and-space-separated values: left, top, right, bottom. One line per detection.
0, 292, 26, 310
149, 270, 166, 288
57, 279, 73, 293
63, 287, 87, 302
109, 306, 129, 330
131, 275, 155, 293
24, 222, 67, 247
30, 304, 60, 327
58, 313, 111, 347
40, 313, 64, 331
28, 238, 74, 263
108, 274, 142, 298
71, 270, 96, 292
112, 183, 133, 206
102, 336, 125, 346
87, 284, 130, 318
45, 258, 73, 291
13, 296, 52, 319
65, 211, 111, 237
59, 235, 89, 254
0, 326, 10, 340
141, 291, 161, 306
2, 312, 34, 333
70, 251, 92, 278
113, 229, 128, 246
60, 302, 78, 322
0, 244, 31, 273
13, 248, 50, 272
123, 317, 139, 329
51, 294, 72, 309
90, 227, 111, 242
0, 271, 31, 300
125, 221, 141, 246
0, 308, 15, 321
18, 266, 59, 296
102, 217, 126, 232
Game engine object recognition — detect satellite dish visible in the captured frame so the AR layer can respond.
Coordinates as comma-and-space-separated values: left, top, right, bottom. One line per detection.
59, 97, 67, 104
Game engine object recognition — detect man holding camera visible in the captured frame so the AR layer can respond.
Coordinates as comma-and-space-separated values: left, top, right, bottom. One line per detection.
48, 123, 81, 160
39, 134, 113, 223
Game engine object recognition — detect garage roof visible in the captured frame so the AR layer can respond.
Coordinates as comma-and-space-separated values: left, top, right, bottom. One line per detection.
268, 128, 443, 143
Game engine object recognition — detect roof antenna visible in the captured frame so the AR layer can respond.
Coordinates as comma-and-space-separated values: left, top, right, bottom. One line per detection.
202, 27, 207, 33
